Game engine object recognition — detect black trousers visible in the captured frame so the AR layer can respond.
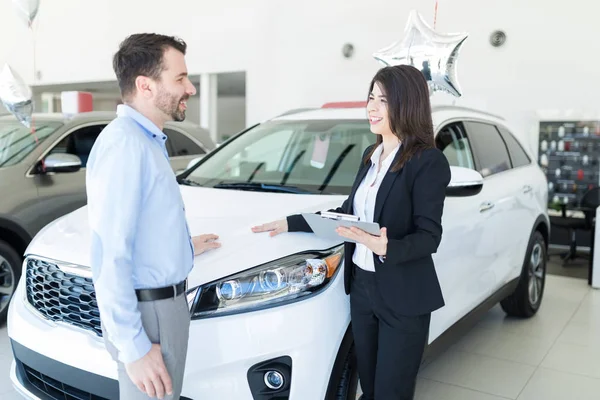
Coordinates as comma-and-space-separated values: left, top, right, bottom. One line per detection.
351, 265, 431, 400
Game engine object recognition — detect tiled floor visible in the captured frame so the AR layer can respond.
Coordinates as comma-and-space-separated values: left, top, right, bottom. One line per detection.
1, 274, 599, 399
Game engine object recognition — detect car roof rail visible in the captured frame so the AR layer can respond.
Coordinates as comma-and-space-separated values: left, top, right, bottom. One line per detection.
321, 101, 367, 108
431, 104, 505, 121
275, 107, 319, 117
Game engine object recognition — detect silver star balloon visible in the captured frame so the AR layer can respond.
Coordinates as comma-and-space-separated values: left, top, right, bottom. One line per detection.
0, 64, 34, 128
373, 10, 468, 97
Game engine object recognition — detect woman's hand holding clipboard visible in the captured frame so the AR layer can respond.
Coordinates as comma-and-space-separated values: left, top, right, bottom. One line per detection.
336, 225, 388, 257
301, 212, 388, 256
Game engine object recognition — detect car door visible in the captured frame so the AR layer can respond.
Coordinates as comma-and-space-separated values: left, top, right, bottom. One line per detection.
30, 122, 107, 231
431, 121, 493, 337
463, 120, 519, 292
496, 124, 539, 282
164, 127, 207, 174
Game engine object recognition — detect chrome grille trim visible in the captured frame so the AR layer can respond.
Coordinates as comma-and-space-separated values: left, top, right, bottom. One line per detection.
25, 257, 102, 337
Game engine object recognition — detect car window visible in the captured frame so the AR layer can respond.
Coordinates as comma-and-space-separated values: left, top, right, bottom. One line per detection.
185, 119, 377, 195
464, 121, 512, 178
497, 125, 531, 168
0, 121, 62, 168
435, 122, 476, 170
48, 124, 106, 168
164, 128, 205, 157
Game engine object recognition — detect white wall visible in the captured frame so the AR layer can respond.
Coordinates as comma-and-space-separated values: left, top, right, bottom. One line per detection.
247, 0, 599, 156
1, 0, 597, 154
0, 0, 265, 83
184, 95, 246, 140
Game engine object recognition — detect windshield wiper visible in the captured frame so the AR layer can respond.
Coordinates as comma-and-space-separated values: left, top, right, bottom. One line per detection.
177, 178, 203, 187
213, 182, 312, 194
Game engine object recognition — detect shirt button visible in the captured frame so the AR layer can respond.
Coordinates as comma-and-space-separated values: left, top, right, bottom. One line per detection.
153, 134, 156, 138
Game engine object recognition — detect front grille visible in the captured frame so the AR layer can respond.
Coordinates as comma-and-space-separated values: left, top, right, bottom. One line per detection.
23, 363, 108, 400
26, 258, 102, 337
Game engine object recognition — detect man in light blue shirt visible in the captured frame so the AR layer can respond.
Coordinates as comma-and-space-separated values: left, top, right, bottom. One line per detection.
86, 33, 220, 400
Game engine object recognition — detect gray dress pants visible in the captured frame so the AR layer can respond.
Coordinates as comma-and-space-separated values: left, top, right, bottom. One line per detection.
102, 293, 191, 399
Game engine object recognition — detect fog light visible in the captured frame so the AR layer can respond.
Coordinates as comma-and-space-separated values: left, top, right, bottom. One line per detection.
264, 370, 284, 390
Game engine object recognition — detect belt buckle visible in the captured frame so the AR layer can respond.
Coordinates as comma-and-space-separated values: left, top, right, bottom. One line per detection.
172, 284, 178, 300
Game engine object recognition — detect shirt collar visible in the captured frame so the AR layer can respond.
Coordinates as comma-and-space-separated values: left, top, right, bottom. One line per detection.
116, 104, 168, 143
370, 142, 401, 167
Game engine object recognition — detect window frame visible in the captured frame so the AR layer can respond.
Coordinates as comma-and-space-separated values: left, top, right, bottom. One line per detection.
26, 121, 111, 177
495, 124, 532, 169
435, 121, 477, 171
163, 127, 207, 158
47, 123, 107, 166
461, 120, 514, 178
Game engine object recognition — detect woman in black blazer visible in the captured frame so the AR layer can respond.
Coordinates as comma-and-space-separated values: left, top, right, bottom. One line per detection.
252, 65, 451, 400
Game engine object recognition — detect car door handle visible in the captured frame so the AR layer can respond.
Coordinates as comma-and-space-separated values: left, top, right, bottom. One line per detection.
480, 201, 495, 212
523, 185, 533, 193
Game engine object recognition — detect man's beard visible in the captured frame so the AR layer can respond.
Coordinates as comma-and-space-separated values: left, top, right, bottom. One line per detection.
155, 89, 187, 122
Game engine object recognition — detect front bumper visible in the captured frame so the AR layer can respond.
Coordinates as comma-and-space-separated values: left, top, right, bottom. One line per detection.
8, 266, 351, 399
10, 341, 119, 400
10, 360, 41, 400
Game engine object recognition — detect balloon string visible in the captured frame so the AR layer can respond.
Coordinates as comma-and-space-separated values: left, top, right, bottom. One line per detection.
29, 20, 38, 145
434, 0, 439, 30
31, 115, 38, 145
30, 22, 37, 83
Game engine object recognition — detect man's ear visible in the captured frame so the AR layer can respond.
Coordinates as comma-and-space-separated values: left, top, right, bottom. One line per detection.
135, 76, 153, 99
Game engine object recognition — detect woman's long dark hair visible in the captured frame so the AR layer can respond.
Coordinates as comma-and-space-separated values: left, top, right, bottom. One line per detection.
365, 65, 435, 172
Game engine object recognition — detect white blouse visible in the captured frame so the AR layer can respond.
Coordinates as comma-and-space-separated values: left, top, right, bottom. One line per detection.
352, 143, 400, 272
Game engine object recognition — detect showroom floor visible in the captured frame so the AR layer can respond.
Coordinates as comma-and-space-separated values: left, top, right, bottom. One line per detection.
1, 273, 599, 400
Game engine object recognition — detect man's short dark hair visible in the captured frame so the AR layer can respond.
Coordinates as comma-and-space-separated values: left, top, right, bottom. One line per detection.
113, 33, 187, 99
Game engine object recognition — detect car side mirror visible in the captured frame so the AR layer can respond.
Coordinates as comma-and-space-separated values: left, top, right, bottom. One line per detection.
43, 153, 82, 173
447, 166, 483, 197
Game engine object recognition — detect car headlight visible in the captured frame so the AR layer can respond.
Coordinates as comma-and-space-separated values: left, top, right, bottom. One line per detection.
187, 245, 344, 319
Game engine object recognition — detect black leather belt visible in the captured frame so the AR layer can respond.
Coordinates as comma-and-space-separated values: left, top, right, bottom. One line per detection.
135, 279, 187, 302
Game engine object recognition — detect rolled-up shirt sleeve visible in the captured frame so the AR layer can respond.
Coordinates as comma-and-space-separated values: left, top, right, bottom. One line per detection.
86, 133, 151, 364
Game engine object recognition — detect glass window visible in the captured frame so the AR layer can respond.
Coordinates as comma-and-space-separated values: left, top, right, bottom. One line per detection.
0, 121, 62, 168
184, 119, 376, 195
164, 128, 205, 157
48, 124, 106, 168
497, 126, 531, 168
464, 121, 512, 177
435, 122, 476, 170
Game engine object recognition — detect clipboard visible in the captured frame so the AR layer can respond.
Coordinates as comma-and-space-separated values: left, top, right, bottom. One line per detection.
302, 212, 381, 243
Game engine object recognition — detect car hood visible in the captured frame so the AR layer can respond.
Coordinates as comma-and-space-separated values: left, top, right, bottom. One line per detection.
25, 186, 346, 287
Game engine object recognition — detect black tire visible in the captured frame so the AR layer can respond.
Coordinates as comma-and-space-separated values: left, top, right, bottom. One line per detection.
326, 328, 359, 400
500, 231, 546, 318
0, 239, 22, 325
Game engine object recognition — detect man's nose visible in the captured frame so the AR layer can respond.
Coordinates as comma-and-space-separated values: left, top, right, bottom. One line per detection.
186, 80, 197, 96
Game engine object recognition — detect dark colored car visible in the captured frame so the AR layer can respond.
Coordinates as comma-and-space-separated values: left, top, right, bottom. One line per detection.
0, 111, 215, 322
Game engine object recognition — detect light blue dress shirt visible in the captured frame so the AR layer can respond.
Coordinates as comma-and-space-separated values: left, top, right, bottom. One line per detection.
86, 104, 194, 364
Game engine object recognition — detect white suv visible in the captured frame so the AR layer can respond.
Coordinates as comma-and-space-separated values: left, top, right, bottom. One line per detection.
7, 102, 549, 400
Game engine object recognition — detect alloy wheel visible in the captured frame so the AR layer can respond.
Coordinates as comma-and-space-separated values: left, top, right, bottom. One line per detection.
0, 255, 15, 315
528, 242, 544, 306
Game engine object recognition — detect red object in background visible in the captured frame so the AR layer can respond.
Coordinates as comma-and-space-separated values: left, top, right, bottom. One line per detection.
61, 91, 93, 115
577, 169, 584, 180
564, 141, 571, 151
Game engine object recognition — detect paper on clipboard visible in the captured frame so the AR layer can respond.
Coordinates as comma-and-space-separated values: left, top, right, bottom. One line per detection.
302, 212, 381, 243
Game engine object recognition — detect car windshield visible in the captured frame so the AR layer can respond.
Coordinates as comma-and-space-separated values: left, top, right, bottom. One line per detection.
0, 121, 62, 168
183, 119, 377, 195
